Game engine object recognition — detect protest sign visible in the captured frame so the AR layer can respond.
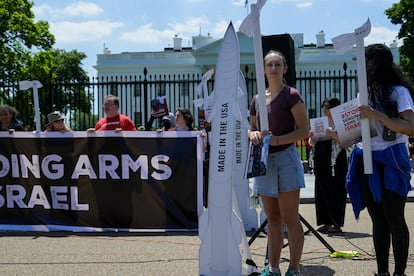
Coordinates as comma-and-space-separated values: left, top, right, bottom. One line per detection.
310, 116, 330, 141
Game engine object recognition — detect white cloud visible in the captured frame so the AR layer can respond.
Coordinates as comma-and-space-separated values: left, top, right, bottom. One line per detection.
211, 20, 231, 37
168, 16, 210, 35
233, 19, 243, 30
63, 1, 103, 17
121, 17, 213, 47
33, 1, 103, 19
32, 4, 56, 18
360, 0, 397, 3
366, 26, 399, 45
232, 0, 248, 7
121, 24, 175, 45
296, 2, 312, 8
50, 21, 124, 43
185, 0, 208, 3
270, 0, 314, 4
235, 0, 314, 8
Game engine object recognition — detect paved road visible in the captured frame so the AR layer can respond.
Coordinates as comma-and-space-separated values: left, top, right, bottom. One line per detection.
1, 202, 414, 275
1, 172, 413, 275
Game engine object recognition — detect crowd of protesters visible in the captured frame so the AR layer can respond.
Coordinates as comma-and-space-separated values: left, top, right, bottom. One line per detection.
1, 95, 200, 133
3, 42, 414, 275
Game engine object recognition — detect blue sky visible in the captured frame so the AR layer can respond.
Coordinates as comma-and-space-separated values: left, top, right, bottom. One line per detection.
32, 0, 400, 78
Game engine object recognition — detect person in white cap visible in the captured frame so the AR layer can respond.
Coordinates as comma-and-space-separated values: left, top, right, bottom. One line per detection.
44, 111, 73, 132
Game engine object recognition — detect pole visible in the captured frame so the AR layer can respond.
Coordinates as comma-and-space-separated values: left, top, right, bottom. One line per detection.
332, 18, 372, 174
239, 0, 268, 130
19, 80, 43, 133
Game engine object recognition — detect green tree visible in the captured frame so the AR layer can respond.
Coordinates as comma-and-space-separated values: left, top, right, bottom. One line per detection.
18, 49, 94, 129
0, 0, 94, 130
0, 0, 55, 83
71, 110, 98, 130
385, 0, 414, 79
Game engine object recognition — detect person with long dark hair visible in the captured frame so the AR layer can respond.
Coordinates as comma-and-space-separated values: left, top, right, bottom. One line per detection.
347, 44, 414, 276
311, 97, 348, 234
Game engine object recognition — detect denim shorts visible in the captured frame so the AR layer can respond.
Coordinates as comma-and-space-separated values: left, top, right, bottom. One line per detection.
252, 144, 305, 198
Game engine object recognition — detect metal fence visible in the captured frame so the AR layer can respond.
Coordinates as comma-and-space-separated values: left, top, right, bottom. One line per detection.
0, 63, 357, 131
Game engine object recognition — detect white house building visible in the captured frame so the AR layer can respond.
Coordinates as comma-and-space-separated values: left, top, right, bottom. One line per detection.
95, 30, 399, 78
94, 30, 399, 123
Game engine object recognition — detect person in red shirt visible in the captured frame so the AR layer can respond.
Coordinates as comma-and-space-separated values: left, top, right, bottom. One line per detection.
90, 95, 136, 132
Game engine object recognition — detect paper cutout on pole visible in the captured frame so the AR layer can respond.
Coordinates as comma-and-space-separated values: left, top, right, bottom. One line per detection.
332, 19, 371, 54
331, 18, 373, 174
19, 80, 43, 132
196, 68, 214, 97
194, 68, 215, 122
239, 0, 269, 131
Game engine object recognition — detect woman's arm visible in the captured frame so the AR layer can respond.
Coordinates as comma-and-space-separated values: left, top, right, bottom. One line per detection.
248, 115, 262, 145
359, 106, 414, 137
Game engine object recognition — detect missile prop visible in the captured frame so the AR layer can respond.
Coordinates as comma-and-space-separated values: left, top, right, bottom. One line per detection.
199, 22, 245, 276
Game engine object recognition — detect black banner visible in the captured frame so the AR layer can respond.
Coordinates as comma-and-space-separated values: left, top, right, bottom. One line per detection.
0, 131, 202, 231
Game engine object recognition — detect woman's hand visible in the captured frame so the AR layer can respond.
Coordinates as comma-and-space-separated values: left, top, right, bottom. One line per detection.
308, 130, 314, 146
359, 105, 414, 136
249, 130, 262, 145
326, 127, 340, 142
359, 105, 380, 120
249, 130, 271, 145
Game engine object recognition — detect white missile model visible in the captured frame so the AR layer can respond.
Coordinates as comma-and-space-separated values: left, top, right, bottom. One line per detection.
199, 22, 245, 276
